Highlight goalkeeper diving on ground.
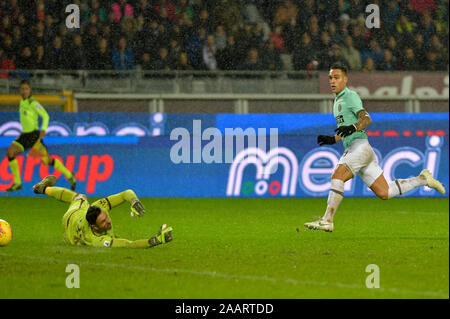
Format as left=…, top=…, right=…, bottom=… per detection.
left=33, top=175, right=173, bottom=248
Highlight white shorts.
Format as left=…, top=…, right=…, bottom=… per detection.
left=338, top=139, right=383, bottom=187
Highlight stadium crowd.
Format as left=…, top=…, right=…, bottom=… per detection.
left=0, top=0, right=448, bottom=77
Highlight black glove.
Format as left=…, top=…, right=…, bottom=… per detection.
left=317, top=135, right=336, bottom=146
left=334, top=124, right=357, bottom=138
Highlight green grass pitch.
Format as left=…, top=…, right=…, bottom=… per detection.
left=0, top=196, right=448, bottom=299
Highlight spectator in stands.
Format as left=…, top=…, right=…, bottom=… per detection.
left=215, top=24, right=227, bottom=51
left=84, top=0, right=107, bottom=24
left=68, top=34, right=87, bottom=70
left=269, top=25, right=286, bottom=53
left=340, top=35, right=361, bottom=71
left=385, top=35, right=401, bottom=64
left=418, top=11, right=437, bottom=44
left=34, top=45, right=47, bottom=70
left=15, top=46, right=34, bottom=71
left=141, top=53, right=153, bottom=72
left=151, top=47, right=174, bottom=70
left=262, top=39, right=282, bottom=71
left=12, top=25, right=26, bottom=53
left=293, top=32, right=316, bottom=70
left=377, top=49, right=397, bottom=71
left=121, top=16, right=138, bottom=40
left=168, top=38, right=182, bottom=67
left=176, top=0, right=194, bottom=21
left=112, top=36, right=135, bottom=71
left=329, top=44, right=348, bottom=68
left=187, top=26, right=207, bottom=69
left=383, top=0, right=401, bottom=33
left=44, top=14, right=57, bottom=44
left=362, top=56, right=376, bottom=72
left=399, top=47, right=420, bottom=70
left=217, top=34, right=241, bottom=70
left=154, top=0, right=179, bottom=24
left=308, top=16, right=321, bottom=51
left=317, top=31, right=332, bottom=70
left=299, top=0, right=316, bottom=30
left=361, top=39, right=383, bottom=68
left=350, top=23, right=366, bottom=51
left=195, top=8, right=213, bottom=32
left=176, top=52, right=194, bottom=70
left=36, top=0, right=45, bottom=22
left=178, top=11, right=194, bottom=47
left=284, top=16, right=302, bottom=53
left=89, top=37, right=112, bottom=70
left=0, top=48, right=15, bottom=79
left=396, top=14, right=415, bottom=47
left=203, top=34, right=218, bottom=71
left=337, top=0, right=350, bottom=17
left=45, top=0, right=63, bottom=24
left=241, top=47, right=265, bottom=71
left=214, top=0, right=243, bottom=32
left=317, top=0, right=338, bottom=28
left=135, top=0, right=154, bottom=21
left=425, top=49, right=446, bottom=71
left=429, top=33, right=449, bottom=66
left=413, top=32, right=428, bottom=69
left=46, top=36, right=67, bottom=69
left=110, top=0, right=134, bottom=24
left=327, top=22, right=342, bottom=45
left=0, top=16, right=12, bottom=39
left=347, top=0, right=364, bottom=20
left=8, top=0, right=20, bottom=25
left=274, top=0, right=298, bottom=27
left=337, top=14, right=351, bottom=39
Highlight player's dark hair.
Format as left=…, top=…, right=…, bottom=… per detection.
left=330, top=63, right=348, bottom=75
left=86, top=206, right=101, bottom=226
left=20, top=79, right=30, bottom=86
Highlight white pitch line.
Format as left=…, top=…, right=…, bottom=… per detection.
left=0, top=253, right=447, bottom=298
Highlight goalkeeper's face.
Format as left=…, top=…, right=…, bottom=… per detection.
left=328, top=69, right=347, bottom=94
left=94, top=210, right=112, bottom=232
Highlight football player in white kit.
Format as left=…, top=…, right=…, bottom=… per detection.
left=304, top=63, right=446, bottom=232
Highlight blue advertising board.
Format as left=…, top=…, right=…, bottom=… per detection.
left=0, top=112, right=448, bottom=197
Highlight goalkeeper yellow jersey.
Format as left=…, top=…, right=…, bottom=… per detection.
left=19, top=96, right=50, bottom=133
left=62, top=196, right=116, bottom=248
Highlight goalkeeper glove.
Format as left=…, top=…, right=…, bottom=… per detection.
left=334, top=124, right=357, bottom=138
left=317, top=135, right=336, bottom=146
left=130, top=198, right=145, bottom=217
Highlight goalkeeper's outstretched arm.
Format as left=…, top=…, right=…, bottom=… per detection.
left=93, top=189, right=146, bottom=217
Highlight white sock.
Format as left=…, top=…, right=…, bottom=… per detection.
left=388, top=175, right=427, bottom=199
left=323, top=179, right=344, bottom=223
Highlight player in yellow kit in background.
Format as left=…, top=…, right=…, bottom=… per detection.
left=5, top=80, right=76, bottom=192
left=33, top=175, right=174, bottom=248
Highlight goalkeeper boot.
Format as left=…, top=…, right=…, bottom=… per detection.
left=420, top=169, right=445, bottom=194
left=5, top=183, right=22, bottom=192
left=304, top=219, right=334, bottom=232
left=33, top=175, right=57, bottom=194
left=68, top=175, right=77, bottom=191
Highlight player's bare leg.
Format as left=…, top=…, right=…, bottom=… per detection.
left=370, top=170, right=445, bottom=199
left=304, top=164, right=353, bottom=232
left=5, top=143, right=24, bottom=192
